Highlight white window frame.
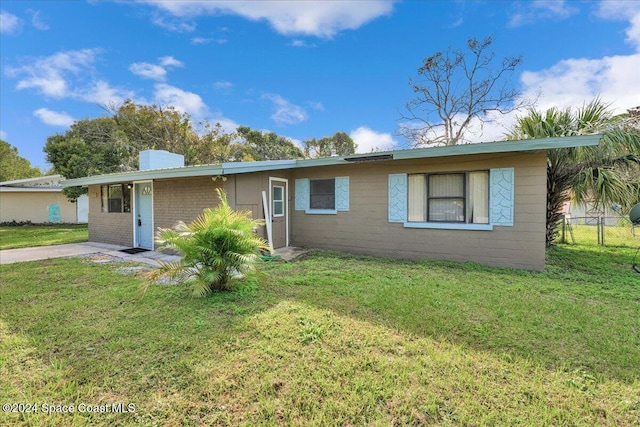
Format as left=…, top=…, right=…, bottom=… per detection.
left=272, top=185, right=285, bottom=218
left=404, top=170, right=492, bottom=231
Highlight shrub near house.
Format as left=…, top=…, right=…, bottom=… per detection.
left=143, top=189, right=269, bottom=297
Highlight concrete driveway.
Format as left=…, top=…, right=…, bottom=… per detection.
left=0, top=242, right=179, bottom=266
left=0, top=242, right=308, bottom=266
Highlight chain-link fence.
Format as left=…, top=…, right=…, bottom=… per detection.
left=561, top=216, right=638, bottom=247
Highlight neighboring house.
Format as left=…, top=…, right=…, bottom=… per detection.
left=0, top=175, right=88, bottom=224
left=63, top=135, right=600, bottom=270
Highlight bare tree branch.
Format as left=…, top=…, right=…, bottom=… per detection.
left=399, top=36, right=532, bottom=146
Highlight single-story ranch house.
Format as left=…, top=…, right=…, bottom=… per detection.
left=63, top=135, right=601, bottom=270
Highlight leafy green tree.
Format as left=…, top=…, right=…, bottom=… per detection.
left=111, top=100, right=199, bottom=163
left=236, top=126, right=304, bottom=161
left=45, top=102, right=309, bottom=199
left=506, top=100, right=640, bottom=245
left=0, top=140, right=42, bottom=181
left=304, top=131, right=356, bottom=158
left=191, top=122, right=244, bottom=164
left=44, top=117, right=129, bottom=199
left=143, top=189, right=270, bottom=297
left=401, top=36, right=527, bottom=146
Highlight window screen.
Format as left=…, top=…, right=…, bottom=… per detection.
left=310, top=179, right=335, bottom=209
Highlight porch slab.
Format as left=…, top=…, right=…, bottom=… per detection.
left=274, top=246, right=309, bottom=262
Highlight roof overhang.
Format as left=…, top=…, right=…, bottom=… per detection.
left=0, top=174, right=63, bottom=187
left=0, top=187, right=62, bottom=193
left=62, top=134, right=602, bottom=188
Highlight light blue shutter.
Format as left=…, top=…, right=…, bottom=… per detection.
left=490, top=168, right=515, bottom=226
left=295, top=178, right=310, bottom=211
left=388, top=173, right=407, bottom=223
left=335, top=176, right=349, bottom=211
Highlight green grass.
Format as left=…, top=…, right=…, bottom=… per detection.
left=562, top=223, right=638, bottom=248
left=1, top=245, right=639, bottom=425
left=0, top=224, right=88, bottom=250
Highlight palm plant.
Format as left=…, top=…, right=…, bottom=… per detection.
left=506, top=99, right=640, bottom=245
left=143, top=189, right=270, bottom=297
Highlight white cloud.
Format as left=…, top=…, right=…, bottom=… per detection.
left=285, top=135, right=304, bottom=150
left=138, top=0, right=396, bottom=38
left=628, top=13, right=640, bottom=49
left=261, top=93, right=308, bottom=125
left=520, top=53, right=640, bottom=114
left=0, top=10, right=22, bottom=34
left=450, top=17, right=464, bottom=28
left=0, top=130, right=7, bottom=140
left=508, top=0, right=578, bottom=27
left=307, top=101, right=324, bottom=112
left=464, top=111, right=517, bottom=143
left=468, top=51, right=640, bottom=143
left=159, top=56, right=183, bottom=67
left=6, top=49, right=100, bottom=98
left=191, top=36, right=212, bottom=45
left=33, top=108, right=75, bottom=127
left=207, top=115, right=239, bottom=134
left=596, top=1, right=640, bottom=50
left=129, top=56, right=183, bottom=81
left=596, top=0, right=640, bottom=19
left=471, top=5, right=640, bottom=142
left=28, top=9, right=49, bottom=31
left=151, top=14, right=196, bottom=32
left=350, top=126, right=398, bottom=153
left=5, top=49, right=135, bottom=108
left=154, top=83, right=207, bottom=117
left=290, top=40, right=316, bottom=48
left=79, top=80, right=135, bottom=106
left=129, top=62, right=167, bottom=81
left=213, top=81, right=232, bottom=90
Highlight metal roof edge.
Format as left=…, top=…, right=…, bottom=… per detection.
left=221, top=159, right=297, bottom=174
left=0, top=174, right=63, bottom=186
left=62, top=164, right=224, bottom=187
left=61, top=135, right=602, bottom=187
left=392, top=134, right=602, bottom=160
left=291, top=134, right=603, bottom=168
left=0, top=187, right=62, bottom=193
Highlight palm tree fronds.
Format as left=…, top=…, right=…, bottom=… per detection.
left=141, top=188, right=270, bottom=297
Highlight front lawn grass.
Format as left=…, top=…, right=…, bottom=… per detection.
left=1, top=245, right=639, bottom=425
left=0, top=224, right=88, bottom=250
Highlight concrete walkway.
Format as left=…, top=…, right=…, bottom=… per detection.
left=0, top=242, right=180, bottom=266
left=0, top=242, right=309, bottom=266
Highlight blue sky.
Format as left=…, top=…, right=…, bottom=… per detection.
left=1, top=0, right=639, bottom=170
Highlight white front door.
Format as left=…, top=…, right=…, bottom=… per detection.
left=135, top=182, right=154, bottom=249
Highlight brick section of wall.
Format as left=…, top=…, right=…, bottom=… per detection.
left=153, top=177, right=221, bottom=230
left=87, top=185, right=133, bottom=246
